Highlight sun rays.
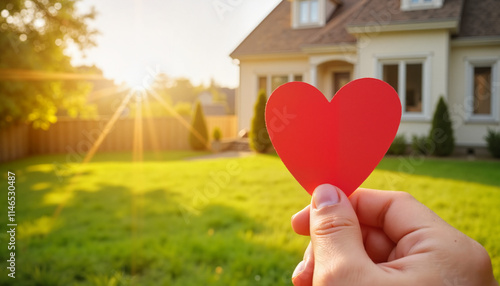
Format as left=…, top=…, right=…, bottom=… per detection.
left=31, top=67, right=211, bottom=222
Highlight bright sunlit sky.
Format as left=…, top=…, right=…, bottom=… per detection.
left=71, top=0, right=281, bottom=89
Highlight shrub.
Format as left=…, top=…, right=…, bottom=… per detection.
left=411, top=135, right=431, bottom=155
left=485, top=129, right=500, bottom=158
left=249, top=89, right=271, bottom=153
left=189, top=101, right=209, bottom=150
left=212, top=127, right=222, bottom=142
left=174, top=102, right=192, bottom=116
left=387, top=134, right=406, bottom=155
left=429, top=97, right=455, bottom=156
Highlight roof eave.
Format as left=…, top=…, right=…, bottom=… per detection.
left=451, top=36, right=500, bottom=47
left=231, top=51, right=308, bottom=61
left=301, top=42, right=357, bottom=54
left=346, top=19, right=460, bottom=35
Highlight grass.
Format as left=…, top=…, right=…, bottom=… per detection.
left=0, top=152, right=499, bottom=285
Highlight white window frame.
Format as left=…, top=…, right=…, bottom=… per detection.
left=464, top=58, right=499, bottom=123
left=376, top=54, right=431, bottom=121
left=256, top=73, right=305, bottom=97
left=292, top=0, right=325, bottom=28
left=401, top=0, right=443, bottom=11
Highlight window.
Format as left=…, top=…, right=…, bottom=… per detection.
left=380, top=58, right=428, bottom=118
left=473, top=67, right=492, bottom=115
left=299, top=0, right=319, bottom=25
left=257, top=74, right=303, bottom=96
left=258, top=76, right=267, bottom=93
left=401, top=0, right=443, bottom=11
left=271, top=75, right=288, bottom=92
left=465, top=59, right=498, bottom=121
left=293, top=0, right=324, bottom=28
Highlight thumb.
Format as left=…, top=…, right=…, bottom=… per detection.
left=310, top=184, right=370, bottom=282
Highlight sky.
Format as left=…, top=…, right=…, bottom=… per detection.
left=71, top=0, right=282, bottom=89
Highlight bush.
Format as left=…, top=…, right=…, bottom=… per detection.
left=174, top=102, right=192, bottom=116
left=189, top=101, right=209, bottom=150
left=387, top=134, right=406, bottom=155
left=485, top=129, right=500, bottom=158
left=411, top=135, right=431, bottom=155
left=429, top=96, right=455, bottom=156
left=249, top=89, right=271, bottom=153
left=212, top=127, right=222, bottom=141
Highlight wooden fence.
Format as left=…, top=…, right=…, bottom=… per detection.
left=0, top=116, right=237, bottom=163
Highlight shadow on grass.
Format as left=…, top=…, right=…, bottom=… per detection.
left=0, top=182, right=299, bottom=286
left=376, top=157, right=500, bottom=187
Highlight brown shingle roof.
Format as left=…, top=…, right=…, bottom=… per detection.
left=230, top=0, right=361, bottom=58
left=457, top=0, right=500, bottom=37
left=231, top=0, right=500, bottom=58
left=348, top=0, right=464, bottom=27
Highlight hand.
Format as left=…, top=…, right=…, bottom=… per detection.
left=291, top=184, right=498, bottom=286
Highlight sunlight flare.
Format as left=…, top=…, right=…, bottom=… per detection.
left=0, top=69, right=106, bottom=81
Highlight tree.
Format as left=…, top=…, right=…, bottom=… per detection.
left=168, top=78, right=200, bottom=104
left=429, top=97, right=455, bottom=156
left=189, top=101, right=208, bottom=150
left=250, top=89, right=271, bottom=153
left=0, top=0, right=98, bottom=129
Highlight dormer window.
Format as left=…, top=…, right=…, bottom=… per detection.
left=292, top=0, right=337, bottom=29
left=401, top=0, right=444, bottom=11
left=299, top=0, right=319, bottom=25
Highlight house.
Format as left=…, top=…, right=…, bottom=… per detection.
left=230, top=0, right=500, bottom=150
left=197, top=88, right=236, bottom=116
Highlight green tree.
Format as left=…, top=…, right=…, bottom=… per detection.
left=169, top=78, right=200, bottom=104
left=189, top=101, right=208, bottom=150
left=0, top=0, right=98, bottom=129
left=250, top=89, right=271, bottom=153
left=429, top=97, right=455, bottom=156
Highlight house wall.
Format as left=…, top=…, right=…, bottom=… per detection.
left=356, top=30, right=450, bottom=141
left=449, top=45, right=500, bottom=146
left=317, top=61, right=354, bottom=100
left=238, top=57, right=309, bottom=130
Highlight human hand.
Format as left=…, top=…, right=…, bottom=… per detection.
left=290, top=184, right=498, bottom=286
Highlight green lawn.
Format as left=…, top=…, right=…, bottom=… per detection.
left=0, top=152, right=499, bottom=285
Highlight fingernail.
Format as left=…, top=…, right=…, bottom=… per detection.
left=292, top=260, right=305, bottom=278
left=313, top=184, right=340, bottom=209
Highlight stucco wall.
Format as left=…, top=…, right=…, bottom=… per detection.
left=449, top=45, right=500, bottom=146
left=236, top=31, right=499, bottom=147
left=356, top=30, right=450, bottom=141
left=237, top=57, right=309, bottom=130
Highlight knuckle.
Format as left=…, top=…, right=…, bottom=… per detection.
left=311, top=214, right=358, bottom=237
left=394, top=191, right=415, bottom=201
left=471, top=241, right=493, bottom=271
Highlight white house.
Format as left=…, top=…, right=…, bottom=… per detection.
left=230, top=0, right=500, bottom=151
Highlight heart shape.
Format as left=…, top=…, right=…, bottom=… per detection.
left=265, top=78, right=401, bottom=197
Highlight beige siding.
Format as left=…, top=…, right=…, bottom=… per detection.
left=449, top=45, right=500, bottom=146
left=238, top=57, right=309, bottom=130
left=236, top=30, right=500, bottom=147
left=357, top=30, right=450, bottom=141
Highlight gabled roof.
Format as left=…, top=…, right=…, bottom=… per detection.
left=457, top=0, right=500, bottom=37
left=230, top=0, right=361, bottom=58
left=230, top=0, right=500, bottom=59
left=348, top=0, right=464, bottom=28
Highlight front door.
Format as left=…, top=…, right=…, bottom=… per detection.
left=333, top=72, right=351, bottom=96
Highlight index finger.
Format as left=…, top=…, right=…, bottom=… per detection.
left=350, top=188, right=447, bottom=243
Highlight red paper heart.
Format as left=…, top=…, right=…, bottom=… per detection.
left=265, top=78, right=401, bottom=197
